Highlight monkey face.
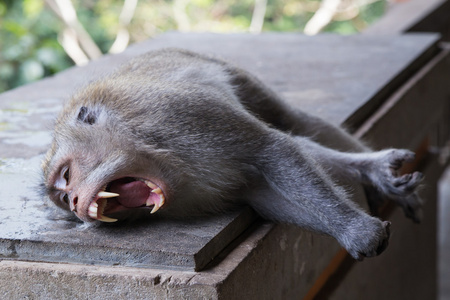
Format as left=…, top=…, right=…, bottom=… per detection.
left=42, top=105, right=168, bottom=223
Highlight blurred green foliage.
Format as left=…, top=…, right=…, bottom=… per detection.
left=0, top=0, right=386, bottom=93
left=0, top=0, right=71, bottom=92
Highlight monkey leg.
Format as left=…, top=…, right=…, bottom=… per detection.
left=248, top=134, right=391, bottom=260
left=295, top=137, right=424, bottom=223
left=227, top=66, right=423, bottom=221
left=227, top=67, right=366, bottom=152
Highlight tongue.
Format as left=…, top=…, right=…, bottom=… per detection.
left=108, top=180, right=150, bottom=208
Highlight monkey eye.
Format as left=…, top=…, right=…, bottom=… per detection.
left=54, top=165, right=71, bottom=191
left=61, top=166, right=70, bottom=184
left=61, top=193, right=69, bottom=205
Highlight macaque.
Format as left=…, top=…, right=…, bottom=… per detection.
left=42, top=48, right=423, bottom=260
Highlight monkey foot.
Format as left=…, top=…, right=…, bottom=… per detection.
left=364, top=149, right=424, bottom=222
left=343, top=219, right=391, bottom=261
left=87, top=177, right=166, bottom=222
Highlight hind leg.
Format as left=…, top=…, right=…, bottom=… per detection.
left=227, top=66, right=423, bottom=220
left=227, top=64, right=368, bottom=152
left=248, top=133, right=391, bottom=260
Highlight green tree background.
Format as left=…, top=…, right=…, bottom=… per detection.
left=0, top=0, right=386, bottom=93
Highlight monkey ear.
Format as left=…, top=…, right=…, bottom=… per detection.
left=77, top=106, right=97, bottom=125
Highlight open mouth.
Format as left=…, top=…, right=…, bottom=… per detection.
left=87, top=177, right=165, bottom=222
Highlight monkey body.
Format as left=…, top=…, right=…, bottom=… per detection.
left=43, top=49, right=423, bottom=260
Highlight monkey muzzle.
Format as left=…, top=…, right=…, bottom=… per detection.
left=87, top=177, right=165, bottom=222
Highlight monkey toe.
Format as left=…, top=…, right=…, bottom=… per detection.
left=382, top=174, right=424, bottom=223
left=367, top=149, right=422, bottom=198
left=393, top=173, right=413, bottom=187
left=391, top=171, right=424, bottom=194
left=388, top=149, right=415, bottom=171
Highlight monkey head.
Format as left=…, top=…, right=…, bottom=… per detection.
left=42, top=86, right=170, bottom=223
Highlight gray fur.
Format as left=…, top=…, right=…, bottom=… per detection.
left=42, top=48, right=423, bottom=260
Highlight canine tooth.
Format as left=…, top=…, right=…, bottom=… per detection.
left=150, top=204, right=160, bottom=214
left=150, top=194, right=165, bottom=214
left=98, top=191, right=119, bottom=198
left=159, top=194, right=165, bottom=206
left=97, top=215, right=118, bottom=222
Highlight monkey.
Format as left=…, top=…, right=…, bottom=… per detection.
left=42, top=48, right=423, bottom=260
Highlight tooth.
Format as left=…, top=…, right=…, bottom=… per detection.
left=97, top=215, right=118, bottom=222
left=98, top=191, right=119, bottom=198
left=151, top=187, right=162, bottom=194
left=88, top=199, right=118, bottom=222
left=150, top=204, right=160, bottom=214
left=150, top=192, right=165, bottom=214
left=88, top=203, right=98, bottom=219
left=145, top=180, right=158, bottom=189
left=159, top=194, right=165, bottom=206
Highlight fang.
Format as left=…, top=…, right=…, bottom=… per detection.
left=98, top=191, right=119, bottom=198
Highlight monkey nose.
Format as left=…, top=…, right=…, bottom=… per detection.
left=69, top=194, right=78, bottom=212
